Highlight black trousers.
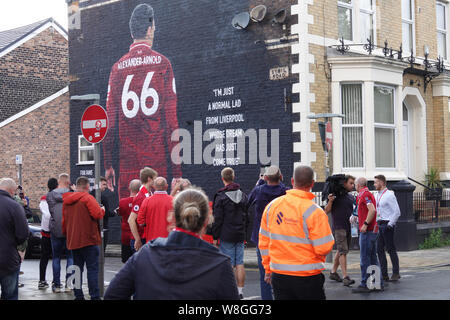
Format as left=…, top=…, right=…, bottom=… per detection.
left=376, top=222, right=400, bottom=276
left=272, top=272, right=326, bottom=300
left=121, top=244, right=133, bottom=263
left=39, top=236, right=52, bottom=281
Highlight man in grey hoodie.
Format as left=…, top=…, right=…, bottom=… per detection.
left=46, top=173, right=73, bottom=293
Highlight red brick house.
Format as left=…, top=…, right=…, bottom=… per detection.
left=0, top=18, right=69, bottom=209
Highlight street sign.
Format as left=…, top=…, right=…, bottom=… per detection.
left=16, top=154, right=22, bottom=165
left=325, top=121, right=332, bottom=152
left=81, top=104, right=109, bottom=144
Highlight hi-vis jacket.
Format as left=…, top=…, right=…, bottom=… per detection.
left=259, top=189, right=334, bottom=277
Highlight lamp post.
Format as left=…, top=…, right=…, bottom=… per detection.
left=307, top=113, right=345, bottom=263
left=70, top=94, right=105, bottom=297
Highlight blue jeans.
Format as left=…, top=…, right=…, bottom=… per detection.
left=51, top=236, right=74, bottom=286
left=359, top=231, right=383, bottom=288
left=256, top=248, right=273, bottom=300
left=0, top=269, right=19, bottom=300
left=72, top=245, right=100, bottom=300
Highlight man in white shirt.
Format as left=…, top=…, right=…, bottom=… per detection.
left=374, top=175, right=401, bottom=282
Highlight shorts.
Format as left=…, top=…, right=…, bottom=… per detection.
left=219, top=241, right=244, bottom=266
left=334, top=229, right=351, bottom=255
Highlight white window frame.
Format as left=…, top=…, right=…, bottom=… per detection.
left=340, top=82, right=366, bottom=170
left=337, top=1, right=377, bottom=45
left=374, top=84, right=397, bottom=170
left=338, top=0, right=355, bottom=41
left=437, top=1, right=448, bottom=60
left=402, top=0, right=416, bottom=56
left=358, top=0, right=376, bottom=43
left=78, top=135, right=95, bottom=165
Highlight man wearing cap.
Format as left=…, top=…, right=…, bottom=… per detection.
left=103, top=3, right=181, bottom=201
left=248, top=166, right=288, bottom=300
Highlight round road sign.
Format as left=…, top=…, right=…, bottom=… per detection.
left=81, top=104, right=109, bottom=144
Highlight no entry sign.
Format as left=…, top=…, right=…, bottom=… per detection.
left=81, top=104, right=109, bottom=144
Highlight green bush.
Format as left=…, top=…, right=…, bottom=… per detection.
left=419, top=228, right=450, bottom=249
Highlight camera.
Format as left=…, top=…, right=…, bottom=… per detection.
left=321, top=174, right=347, bottom=202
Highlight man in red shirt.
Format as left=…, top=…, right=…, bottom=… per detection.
left=103, top=3, right=182, bottom=199
left=128, top=167, right=157, bottom=252
left=352, top=177, right=383, bottom=293
left=137, top=177, right=173, bottom=242
left=117, top=179, right=141, bottom=263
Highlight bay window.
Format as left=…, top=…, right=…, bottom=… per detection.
left=341, top=84, right=364, bottom=168
left=374, top=85, right=396, bottom=168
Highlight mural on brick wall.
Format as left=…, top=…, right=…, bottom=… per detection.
left=69, top=0, right=297, bottom=243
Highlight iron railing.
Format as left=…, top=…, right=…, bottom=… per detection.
left=414, top=190, right=450, bottom=223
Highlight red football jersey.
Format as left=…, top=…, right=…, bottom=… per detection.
left=117, top=196, right=134, bottom=245
left=130, top=185, right=152, bottom=240
left=137, top=191, right=173, bottom=241
left=103, top=42, right=182, bottom=198
left=357, top=187, right=378, bottom=232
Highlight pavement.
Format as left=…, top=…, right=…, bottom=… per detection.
left=104, top=244, right=262, bottom=267
left=16, top=245, right=450, bottom=300
left=105, top=244, right=450, bottom=270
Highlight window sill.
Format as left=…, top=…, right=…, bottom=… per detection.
left=76, top=162, right=95, bottom=166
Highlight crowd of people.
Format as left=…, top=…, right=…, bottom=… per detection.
left=0, top=164, right=402, bottom=300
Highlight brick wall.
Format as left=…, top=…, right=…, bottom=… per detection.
left=0, top=25, right=69, bottom=208
left=376, top=0, right=402, bottom=49
left=430, top=95, right=450, bottom=174
left=415, top=0, right=438, bottom=58
left=309, top=43, right=330, bottom=182
left=0, top=92, right=70, bottom=209
left=0, top=27, right=68, bottom=122
left=308, top=0, right=338, bottom=39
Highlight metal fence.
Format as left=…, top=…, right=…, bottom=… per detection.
left=314, top=190, right=450, bottom=224
left=414, top=190, right=450, bottom=223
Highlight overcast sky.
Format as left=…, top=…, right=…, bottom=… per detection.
left=0, top=0, right=68, bottom=32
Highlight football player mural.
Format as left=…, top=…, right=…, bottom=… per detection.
left=103, top=3, right=182, bottom=198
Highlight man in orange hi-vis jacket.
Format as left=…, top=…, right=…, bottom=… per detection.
left=259, top=165, right=334, bottom=300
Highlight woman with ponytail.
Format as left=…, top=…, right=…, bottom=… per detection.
left=104, top=188, right=239, bottom=300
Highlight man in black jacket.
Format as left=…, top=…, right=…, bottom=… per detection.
left=212, top=167, right=248, bottom=299
left=0, top=178, right=29, bottom=300
left=93, top=177, right=116, bottom=252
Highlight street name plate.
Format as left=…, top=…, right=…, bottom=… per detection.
left=269, top=66, right=289, bottom=80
